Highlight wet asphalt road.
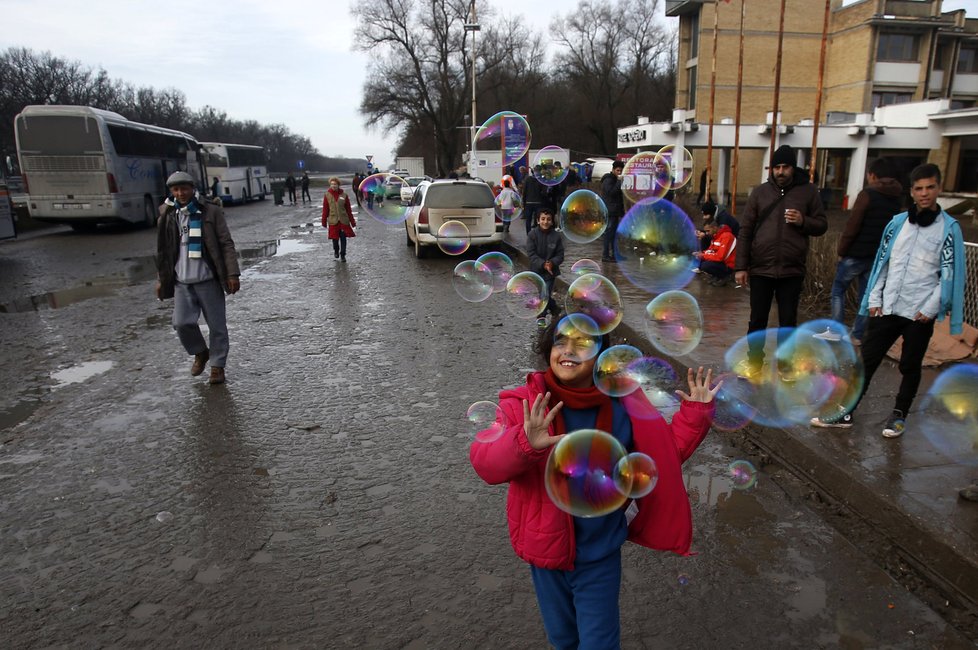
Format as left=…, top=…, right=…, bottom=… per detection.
left=0, top=190, right=973, bottom=648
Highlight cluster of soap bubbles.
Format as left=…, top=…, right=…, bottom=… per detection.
left=544, top=429, right=660, bottom=517
left=452, top=252, right=551, bottom=320
left=919, top=364, right=978, bottom=467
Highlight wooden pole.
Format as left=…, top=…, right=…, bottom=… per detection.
left=730, top=0, right=746, bottom=215
left=768, top=0, right=787, bottom=167
left=706, top=0, right=721, bottom=204
left=810, top=0, right=831, bottom=184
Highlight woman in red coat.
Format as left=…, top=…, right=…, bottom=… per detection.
left=322, top=177, right=356, bottom=261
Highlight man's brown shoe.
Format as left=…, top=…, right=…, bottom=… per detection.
left=209, top=367, right=225, bottom=385
left=191, top=350, right=209, bottom=376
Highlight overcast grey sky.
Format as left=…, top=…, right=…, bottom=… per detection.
left=0, top=0, right=971, bottom=168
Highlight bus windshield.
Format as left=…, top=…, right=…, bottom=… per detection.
left=16, top=115, right=103, bottom=155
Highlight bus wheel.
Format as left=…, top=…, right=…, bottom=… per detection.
left=70, top=222, right=97, bottom=232
left=242, top=190, right=248, bottom=204
left=143, top=198, right=156, bottom=228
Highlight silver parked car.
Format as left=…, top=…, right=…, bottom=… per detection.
left=404, top=179, right=503, bottom=258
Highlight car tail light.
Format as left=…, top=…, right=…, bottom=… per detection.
left=21, top=174, right=29, bottom=194
left=418, top=206, right=429, bottom=224
left=107, top=173, right=119, bottom=193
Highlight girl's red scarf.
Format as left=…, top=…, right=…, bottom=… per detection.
left=543, top=369, right=614, bottom=436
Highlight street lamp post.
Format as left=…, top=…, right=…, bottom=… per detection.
left=464, top=1, right=480, bottom=174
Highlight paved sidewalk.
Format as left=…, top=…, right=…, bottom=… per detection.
left=501, top=217, right=978, bottom=612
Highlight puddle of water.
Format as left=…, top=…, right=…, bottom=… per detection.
left=0, top=399, right=43, bottom=432
left=1, top=255, right=158, bottom=313
left=51, top=361, right=114, bottom=388
left=274, top=239, right=314, bottom=256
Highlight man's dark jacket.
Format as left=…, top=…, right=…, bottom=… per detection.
left=735, top=168, right=827, bottom=277
left=837, top=177, right=903, bottom=259
left=156, top=199, right=240, bottom=300
left=600, top=172, right=624, bottom=218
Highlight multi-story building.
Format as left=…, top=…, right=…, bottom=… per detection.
left=621, top=0, right=977, bottom=205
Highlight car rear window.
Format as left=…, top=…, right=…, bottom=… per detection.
left=424, top=184, right=494, bottom=209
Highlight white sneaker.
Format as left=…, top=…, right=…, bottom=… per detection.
left=692, top=268, right=702, bottom=274
left=812, top=327, right=842, bottom=342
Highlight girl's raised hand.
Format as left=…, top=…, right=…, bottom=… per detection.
left=523, top=392, right=564, bottom=450
left=675, top=367, right=722, bottom=403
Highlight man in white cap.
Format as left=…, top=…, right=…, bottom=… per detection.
left=155, top=171, right=240, bottom=384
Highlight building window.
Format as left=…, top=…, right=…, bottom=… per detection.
left=689, top=10, right=700, bottom=59
left=877, top=32, right=919, bottom=62
left=934, top=43, right=945, bottom=70
left=872, top=92, right=914, bottom=108
left=688, top=65, right=697, bottom=110
left=950, top=100, right=975, bottom=110
left=958, top=47, right=978, bottom=74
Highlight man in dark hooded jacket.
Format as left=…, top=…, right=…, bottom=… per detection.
left=734, top=144, right=827, bottom=373
left=812, top=157, right=903, bottom=344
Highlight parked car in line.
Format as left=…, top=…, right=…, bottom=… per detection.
left=384, top=178, right=403, bottom=200
left=399, top=176, right=430, bottom=205
left=404, top=179, right=503, bottom=258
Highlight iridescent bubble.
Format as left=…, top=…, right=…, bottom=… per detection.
left=505, top=271, right=548, bottom=319
left=570, top=259, right=602, bottom=277
left=619, top=357, right=679, bottom=420
left=437, top=220, right=470, bottom=255
left=358, top=173, right=409, bottom=225
left=559, top=190, right=608, bottom=244
left=532, top=146, right=569, bottom=187
left=723, top=327, right=799, bottom=428
left=727, top=459, right=758, bottom=490
left=622, top=151, right=671, bottom=204
left=677, top=574, right=690, bottom=587
left=920, top=364, right=978, bottom=467
left=780, top=320, right=864, bottom=424
left=564, top=273, right=623, bottom=336
left=544, top=429, right=629, bottom=517
left=452, top=260, right=493, bottom=303
left=614, top=452, right=659, bottom=498
left=476, top=251, right=515, bottom=294
left=155, top=511, right=174, bottom=523
left=593, top=345, right=643, bottom=397
left=554, top=315, right=602, bottom=362
left=614, top=199, right=698, bottom=293
left=656, top=145, right=695, bottom=190
left=712, top=373, right=755, bottom=432
left=468, top=401, right=509, bottom=443
left=494, top=188, right=523, bottom=223
left=475, top=111, right=532, bottom=168
left=644, top=291, right=703, bottom=357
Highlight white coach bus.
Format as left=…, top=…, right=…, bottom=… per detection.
left=200, top=142, right=268, bottom=204
left=14, top=105, right=206, bottom=230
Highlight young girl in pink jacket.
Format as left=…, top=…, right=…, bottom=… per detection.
left=470, top=317, right=718, bottom=648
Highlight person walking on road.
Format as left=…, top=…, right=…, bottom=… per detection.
left=470, top=317, right=718, bottom=650
left=285, top=172, right=297, bottom=205
left=322, top=177, right=356, bottom=262
left=734, top=144, right=827, bottom=374
left=526, top=209, right=564, bottom=328
left=301, top=171, right=312, bottom=204
left=812, top=157, right=903, bottom=345
left=811, top=163, right=965, bottom=438
left=600, top=160, right=625, bottom=262
left=155, top=171, right=240, bottom=385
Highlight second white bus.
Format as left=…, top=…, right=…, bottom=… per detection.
left=201, top=142, right=268, bottom=205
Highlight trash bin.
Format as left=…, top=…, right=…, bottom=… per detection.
left=271, top=181, right=285, bottom=205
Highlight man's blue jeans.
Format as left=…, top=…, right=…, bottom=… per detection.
left=830, top=257, right=873, bottom=341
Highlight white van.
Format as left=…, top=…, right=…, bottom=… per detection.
left=588, top=158, right=616, bottom=181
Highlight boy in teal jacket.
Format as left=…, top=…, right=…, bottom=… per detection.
left=811, top=163, right=965, bottom=438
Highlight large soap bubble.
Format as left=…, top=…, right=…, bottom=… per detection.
left=656, top=145, right=695, bottom=190
left=545, top=429, right=629, bottom=517
left=559, top=190, right=608, bottom=244
left=505, top=271, right=548, bottom=319
left=359, top=173, right=409, bottom=225
left=437, top=220, right=470, bottom=255
left=614, top=199, right=698, bottom=293
left=564, top=273, right=623, bottom=336
left=476, top=251, right=515, bottom=294
left=452, top=260, right=493, bottom=303
left=475, top=111, right=532, bottom=168
left=593, top=345, right=644, bottom=397
left=622, top=151, right=671, bottom=204
left=532, top=146, right=569, bottom=187
left=467, top=401, right=509, bottom=443
left=920, top=364, right=978, bottom=466
left=644, top=290, right=703, bottom=357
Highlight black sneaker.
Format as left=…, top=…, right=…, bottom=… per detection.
left=810, top=410, right=854, bottom=429
left=882, top=409, right=906, bottom=438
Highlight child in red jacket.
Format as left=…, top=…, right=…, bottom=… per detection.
left=694, top=219, right=737, bottom=286
left=470, top=317, right=718, bottom=648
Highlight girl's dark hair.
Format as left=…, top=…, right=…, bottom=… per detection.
left=533, top=311, right=612, bottom=367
